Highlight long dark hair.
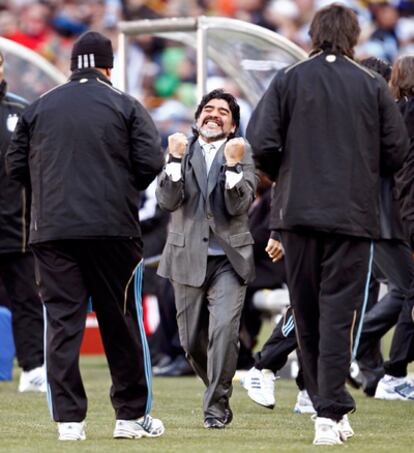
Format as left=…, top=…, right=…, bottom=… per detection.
left=389, top=56, right=414, bottom=100
left=309, top=3, right=360, bottom=58
left=192, top=89, right=240, bottom=140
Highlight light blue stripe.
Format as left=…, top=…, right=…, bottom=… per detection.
left=42, top=304, right=54, bottom=419
left=352, top=241, right=374, bottom=361
left=282, top=316, right=295, bottom=337
left=133, top=260, right=153, bottom=415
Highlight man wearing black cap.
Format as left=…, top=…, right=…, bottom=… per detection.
left=6, top=31, right=165, bottom=441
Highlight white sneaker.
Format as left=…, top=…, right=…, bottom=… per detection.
left=240, top=367, right=275, bottom=409
left=113, top=415, right=165, bottom=439
left=18, top=365, right=47, bottom=393
left=375, top=375, right=414, bottom=401
left=312, top=416, right=343, bottom=446
left=338, top=414, right=354, bottom=441
left=58, top=421, right=86, bottom=441
left=293, top=390, right=316, bottom=414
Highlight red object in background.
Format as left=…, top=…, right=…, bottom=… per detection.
left=80, top=295, right=160, bottom=355
left=80, top=312, right=104, bottom=355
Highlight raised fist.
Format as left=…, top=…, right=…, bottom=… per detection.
left=168, top=133, right=188, bottom=158
left=224, top=137, right=245, bottom=165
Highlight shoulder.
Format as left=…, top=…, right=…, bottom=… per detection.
left=343, top=56, right=377, bottom=80
left=3, top=92, right=28, bottom=109
left=283, top=51, right=323, bottom=75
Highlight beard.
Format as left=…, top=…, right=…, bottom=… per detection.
left=197, top=124, right=226, bottom=141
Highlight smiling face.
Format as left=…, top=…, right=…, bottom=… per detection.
left=196, top=98, right=236, bottom=142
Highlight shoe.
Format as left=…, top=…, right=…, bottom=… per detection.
left=312, top=416, right=343, bottom=446
left=374, top=375, right=414, bottom=401
left=293, top=390, right=316, bottom=414
left=153, top=355, right=194, bottom=377
left=338, top=414, right=354, bottom=441
left=204, top=417, right=225, bottom=429
left=57, top=421, right=86, bottom=441
left=113, top=415, right=164, bottom=438
left=240, top=367, right=275, bottom=409
left=18, top=365, right=47, bottom=393
left=223, top=404, right=233, bottom=425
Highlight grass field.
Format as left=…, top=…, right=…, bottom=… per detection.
left=0, top=354, right=413, bottom=453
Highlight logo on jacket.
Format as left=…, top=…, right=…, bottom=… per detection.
left=7, top=114, right=19, bottom=132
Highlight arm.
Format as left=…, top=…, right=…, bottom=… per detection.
left=223, top=140, right=257, bottom=216
left=246, top=73, right=284, bottom=181
left=130, top=101, right=165, bottom=191
left=155, top=133, right=188, bottom=212
left=5, top=114, right=30, bottom=184
left=378, top=78, right=410, bottom=176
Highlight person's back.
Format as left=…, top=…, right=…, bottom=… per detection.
left=257, top=52, right=405, bottom=238
left=14, top=68, right=161, bottom=243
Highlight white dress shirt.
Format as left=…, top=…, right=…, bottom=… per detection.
left=165, top=137, right=243, bottom=188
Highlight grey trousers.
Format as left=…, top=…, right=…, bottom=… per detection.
left=172, top=256, right=246, bottom=420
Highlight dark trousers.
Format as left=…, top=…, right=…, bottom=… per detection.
left=281, top=231, right=372, bottom=421
left=172, top=256, right=246, bottom=421
left=0, top=252, right=44, bottom=371
left=254, top=306, right=305, bottom=389
left=32, top=239, right=151, bottom=423
left=357, top=239, right=414, bottom=378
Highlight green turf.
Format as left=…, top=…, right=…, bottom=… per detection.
left=0, top=355, right=413, bottom=452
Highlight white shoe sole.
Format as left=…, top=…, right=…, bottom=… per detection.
left=113, top=426, right=164, bottom=439
left=247, top=390, right=275, bottom=409
left=313, top=438, right=343, bottom=446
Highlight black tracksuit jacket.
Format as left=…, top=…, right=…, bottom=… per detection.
left=6, top=69, right=164, bottom=243
left=396, top=95, right=414, bottom=248
left=0, top=82, right=29, bottom=253
left=247, top=50, right=409, bottom=239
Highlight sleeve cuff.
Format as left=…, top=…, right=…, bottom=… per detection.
left=225, top=171, right=243, bottom=189
left=165, top=162, right=182, bottom=182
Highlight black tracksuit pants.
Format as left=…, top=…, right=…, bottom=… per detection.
left=364, top=239, right=414, bottom=378
left=32, top=239, right=151, bottom=423
left=281, top=231, right=372, bottom=421
left=0, top=253, right=44, bottom=371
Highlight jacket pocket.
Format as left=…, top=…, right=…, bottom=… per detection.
left=167, top=232, right=185, bottom=247
left=229, top=232, right=254, bottom=247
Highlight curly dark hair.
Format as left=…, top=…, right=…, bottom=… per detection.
left=309, top=3, right=360, bottom=58
left=193, top=89, right=240, bottom=139
left=360, top=57, right=392, bottom=82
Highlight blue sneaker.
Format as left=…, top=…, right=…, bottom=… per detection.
left=375, top=375, right=414, bottom=401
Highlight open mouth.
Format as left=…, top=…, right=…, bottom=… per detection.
left=203, top=117, right=223, bottom=127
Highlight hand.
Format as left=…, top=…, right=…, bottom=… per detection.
left=265, top=238, right=284, bottom=262
left=168, top=133, right=188, bottom=159
left=224, top=137, right=245, bottom=166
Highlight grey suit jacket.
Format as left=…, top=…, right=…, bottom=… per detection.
left=156, top=139, right=256, bottom=287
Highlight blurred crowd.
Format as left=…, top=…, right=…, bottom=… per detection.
left=1, top=0, right=414, bottom=130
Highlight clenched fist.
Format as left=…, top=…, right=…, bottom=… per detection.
left=224, top=137, right=245, bottom=166
left=265, top=238, right=284, bottom=263
left=168, top=133, right=188, bottom=159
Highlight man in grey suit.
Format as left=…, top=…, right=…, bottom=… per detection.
left=156, top=89, right=256, bottom=429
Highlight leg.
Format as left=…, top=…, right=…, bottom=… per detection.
left=78, top=239, right=151, bottom=420
left=281, top=231, right=321, bottom=404
left=32, top=243, right=88, bottom=422
left=204, top=259, right=245, bottom=420
left=317, top=236, right=371, bottom=419
left=255, top=306, right=298, bottom=373
left=172, top=281, right=209, bottom=386
left=1, top=253, right=44, bottom=372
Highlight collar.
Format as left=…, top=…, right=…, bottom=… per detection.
left=69, top=68, right=112, bottom=85
left=198, top=137, right=227, bottom=150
